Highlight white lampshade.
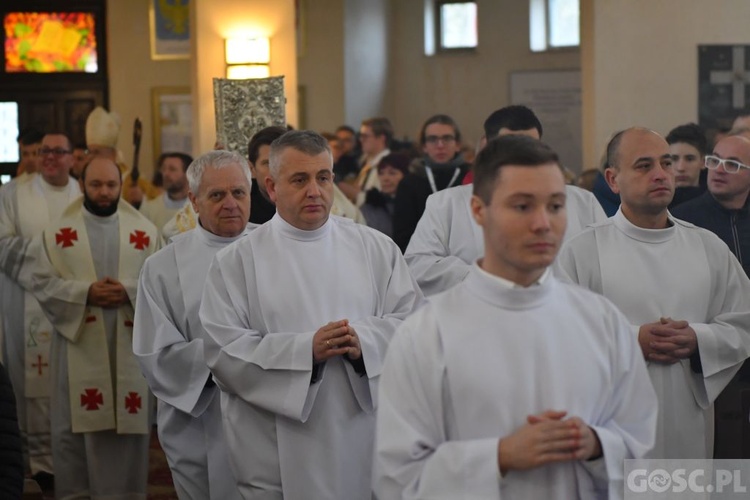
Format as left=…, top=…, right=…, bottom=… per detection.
left=225, top=37, right=270, bottom=65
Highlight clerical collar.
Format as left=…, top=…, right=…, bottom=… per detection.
left=612, top=208, right=675, bottom=244
left=196, top=220, right=254, bottom=247
left=37, top=173, right=72, bottom=192
left=466, top=262, right=553, bottom=310
left=271, top=212, right=332, bottom=241
left=475, top=260, right=549, bottom=289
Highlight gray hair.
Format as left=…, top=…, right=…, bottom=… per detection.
left=186, top=150, right=252, bottom=194
left=268, top=130, right=332, bottom=179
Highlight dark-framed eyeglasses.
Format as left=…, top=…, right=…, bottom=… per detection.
left=39, top=147, right=73, bottom=157
left=424, top=135, right=456, bottom=145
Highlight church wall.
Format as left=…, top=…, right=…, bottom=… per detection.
left=107, top=0, right=190, bottom=178
left=297, top=0, right=347, bottom=131
left=385, top=0, right=579, bottom=148
left=581, top=0, right=750, bottom=169
left=192, top=0, right=298, bottom=155
left=343, top=0, right=390, bottom=128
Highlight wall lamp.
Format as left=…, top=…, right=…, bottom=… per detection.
left=225, top=37, right=270, bottom=79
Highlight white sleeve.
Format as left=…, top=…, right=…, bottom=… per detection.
left=374, top=311, right=502, bottom=500
left=198, top=251, right=322, bottom=422
left=133, top=254, right=214, bottom=417
left=404, top=195, right=471, bottom=297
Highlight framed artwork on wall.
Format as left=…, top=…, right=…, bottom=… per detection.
left=151, top=86, right=192, bottom=163
left=149, top=0, right=190, bottom=60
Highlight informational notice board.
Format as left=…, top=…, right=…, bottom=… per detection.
left=510, top=70, right=582, bottom=172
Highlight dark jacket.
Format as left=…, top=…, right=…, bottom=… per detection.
left=672, top=191, right=750, bottom=277
left=393, top=157, right=471, bottom=252
left=0, top=362, right=23, bottom=499
left=250, top=179, right=277, bottom=224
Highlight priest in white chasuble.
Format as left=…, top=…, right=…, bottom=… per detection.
left=557, top=127, right=750, bottom=459
left=0, top=132, right=80, bottom=479
left=31, top=156, right=161, bottom=499
left=375, top=135, right=657, bottom=500
left=199, top=130, right=423, bottom=500
left=134, top=150, right=254, bottom=500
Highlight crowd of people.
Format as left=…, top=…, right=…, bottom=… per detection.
left=1, top=102, right=750, bottom=499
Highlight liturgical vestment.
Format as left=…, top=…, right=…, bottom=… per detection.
left=199, top=214, right=423, bottom=500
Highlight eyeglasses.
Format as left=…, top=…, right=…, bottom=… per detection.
left=39, top=147, right=73, bottom=157
left=425, top=135, right=456, bottom=145
left=705, top=155, right=750, bottom=174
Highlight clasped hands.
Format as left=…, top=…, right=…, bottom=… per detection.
left=87, top=277, right=129, bottom=309
left=498, top=410, right=602, bottom=475
left=312, top=319, right=361, bottom=363
left=639, top=317, right=698, bottom=364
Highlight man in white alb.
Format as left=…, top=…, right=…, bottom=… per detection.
left=557, top=127, right=750, bottom=458
left=405, top=105, right=606, bottom=296
left=134, top=150, right=253, bottom=499
left=32, top=156, right=160, bottom=498
left=0, top=132, right=80, bottom=482
left=374, top=135, right=656, bottom=500
left=139, top=152, right=192, bottom=233
left=199, top=130, right=423, bottom=499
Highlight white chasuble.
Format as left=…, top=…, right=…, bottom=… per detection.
left=200, top=214, right=423, bottom=500
left=374, top=266, right=657, bottom=500
left=557, top=209, right=750, bottom=458
left=39, top=199, right=160, bottom=434
left=14, top=175, right=80, bottom=399
left=405, top=183, right=606, bottom=296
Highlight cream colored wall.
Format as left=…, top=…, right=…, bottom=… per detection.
left=387, top=0, right=579, bottom=146
left=297, top=0, right=346, bottom=131
left=107, top=0, right=190, bottom=177
left=582, top=0, right=750, bottom=168
left=192, top=0, right=297, bottom=154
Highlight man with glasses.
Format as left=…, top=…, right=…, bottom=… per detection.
left=557, top=127, right=750, bottom=459
left=0, top=132, right=81, bottom=490
left=672, top=133, right=750, bottom=457
left=392, top=114, right=472, bottom=251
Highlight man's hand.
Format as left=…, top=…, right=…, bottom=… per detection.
left=340, top=325, right=362, bottom=360
left=641, top=317, right=697, bottom=364
left=86, top=277, right=129, bottom=309
left=498, top=410, right=579, bottom=475
left=312, top=320, right=355, bottom=363
left=498, top=411, right=603, bottom=475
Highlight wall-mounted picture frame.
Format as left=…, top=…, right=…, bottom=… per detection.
left=149, top=0, right=190, bottom=60
left=151, top=86, right=192, bottom=163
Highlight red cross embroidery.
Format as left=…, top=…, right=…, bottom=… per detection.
left=124, top=320, right=133, bottom=327
left=125, top=392, right=141, bottom=414
left=31, top=355, right=48, bottom=376
left=85, top=315, right=96, bottom=323
left=55, top=228, right=78, bottom=248
left=129, top=230, right=150, bottom=250
left=80, top=388, right=103, bottom=411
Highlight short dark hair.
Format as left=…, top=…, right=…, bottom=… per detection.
left=335, top=125, right=356, bottom=136
left=18, top=128, right=45, bottom=145
left=158, top=152, right=193, bottom=172
left=483, top=105, right=543, bottom=140
left=665, top=123, right=708, bottom=156
left=605, top=129, right=628, bottom=169
left=418, top=114, right=462, bottom=145
left=248, top=126, right=288, bottom=165
left=361, top=117, right=394, bottom=144
left=42, top=132, right=73, bottom=151
left=473, top=135, right=560, bottom=204
left=269, top=130, right=331, bottom=178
